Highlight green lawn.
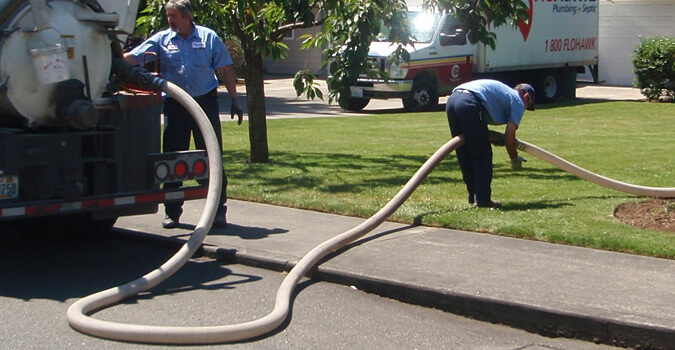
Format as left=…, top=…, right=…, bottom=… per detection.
left=217, top=100, right=675, bottom=259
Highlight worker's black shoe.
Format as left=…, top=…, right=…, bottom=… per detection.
left=468, top=194, right=475, bottom=205
left=212, top=207, right=227, bottom=228
left=162, top=215, right=180, bottom=229
left=475, top=200, right=502, bottom=209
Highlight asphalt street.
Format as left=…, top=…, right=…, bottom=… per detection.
left=0, top=232, right=620, bottom=350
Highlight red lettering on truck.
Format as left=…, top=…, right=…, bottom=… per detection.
left=546, top=37, right=595, bottom=52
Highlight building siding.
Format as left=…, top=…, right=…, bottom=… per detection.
left=263, top=26, right=326, bottom=76
left=597, top=0, right=675, bottom=86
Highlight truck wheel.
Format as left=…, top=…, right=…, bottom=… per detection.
left=1, top=222, right=21, bottom=239
left=403, top=79, right=438, bottom=112
left=58, top=214, right=118, bottom=236
left=535, top=70, right=560, bottom=103
left=341, top=97, right=370, bottom=111
left=66, top=216, right=117, bottom=236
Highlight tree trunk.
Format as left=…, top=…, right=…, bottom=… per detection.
left=242, top=47, right=269, bottom=163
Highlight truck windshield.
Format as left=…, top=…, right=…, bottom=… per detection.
left=375, top=11, right=440, bottom=43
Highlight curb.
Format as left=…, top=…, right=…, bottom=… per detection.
left=201, top=245, right=674, bottom=350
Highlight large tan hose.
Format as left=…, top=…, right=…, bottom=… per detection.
left=67, top=123, right=465, bottom=343
left=517, top=139, right=674, bottom=198
left=67, top=79, right=224, bottom=342
left=68, top=124, right=673, bottom=344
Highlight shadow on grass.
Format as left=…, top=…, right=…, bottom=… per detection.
left=492, top=164, right=580, bottom=182
left=500, top=200, right=574, bottom=211
left=226, top=150, right=466, bottom=194
left=226, top=149, right=589, bottom=196
left=500, top=193, right=631, bottom=211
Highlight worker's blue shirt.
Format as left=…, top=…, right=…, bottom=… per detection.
left=453, top=79, right=525, bottom=126
left=128, top=24, right=232, bottom=97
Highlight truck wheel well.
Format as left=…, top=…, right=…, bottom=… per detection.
left=535, top=69, right=562, bottom=103
left=413, top=71, right=439, bottom=89
left=403, top=75, right=440, bottom=112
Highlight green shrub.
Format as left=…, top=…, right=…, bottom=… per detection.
left=632, top=36, right=675, bottom=101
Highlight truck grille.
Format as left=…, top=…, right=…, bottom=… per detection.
left=359, top=57, right=387, bottom=78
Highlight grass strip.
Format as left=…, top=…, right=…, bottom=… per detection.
left=217, top=100, right=674, bottom=259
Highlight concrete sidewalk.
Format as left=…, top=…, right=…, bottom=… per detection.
left=115, top=199, right=674, bottom=350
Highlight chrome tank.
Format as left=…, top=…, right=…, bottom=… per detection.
left=0, top=0, right=140, bottom=128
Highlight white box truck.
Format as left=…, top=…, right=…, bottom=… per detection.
left=347, top=0, right=599, bottom=111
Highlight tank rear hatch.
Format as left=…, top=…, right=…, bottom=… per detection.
left=0, top=1, right=117, bottom=128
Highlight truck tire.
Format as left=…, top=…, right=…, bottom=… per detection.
left=403, top=79, right=439, bottom=112
left=90, top=217, right=118, bottom=233
left=65, top=215, right=117, bottom=236
left=561, top=67, right=577, bottom=100
left=535, top=70, right=560, bottom=103
left=341, top=97, right=370, bottom=111
left=6, top=214, right=117, bottom=237
left=56, top=214, right=117, bottom=235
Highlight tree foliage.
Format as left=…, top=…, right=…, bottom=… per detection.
left=134, top=0, right=530, bottom=162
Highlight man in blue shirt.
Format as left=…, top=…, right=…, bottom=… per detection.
left=446, top=79, right=535, bottom=208
left=124, top=0, right=242, bottom=228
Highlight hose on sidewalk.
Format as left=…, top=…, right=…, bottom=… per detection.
left=68, top=125, right=673, bottom=344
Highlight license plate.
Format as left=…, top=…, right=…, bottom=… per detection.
left=350, top=86, right=364, bottom=98
left=0, top=175, right=19, bottom=200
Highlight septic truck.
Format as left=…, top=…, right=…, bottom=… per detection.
left=346, top=0, right=599, bottom=111
left=0, top=0, right=208, bottom=232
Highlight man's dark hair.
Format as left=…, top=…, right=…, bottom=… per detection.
left=165, top=0, right=193, bottom=19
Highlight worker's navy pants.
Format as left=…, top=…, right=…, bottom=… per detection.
left=445, top=91, right=493, bottom=203
left=163, top=88, right=228, bottom=219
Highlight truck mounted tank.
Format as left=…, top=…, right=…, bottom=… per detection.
left=0, top=0, right=208, bottom=233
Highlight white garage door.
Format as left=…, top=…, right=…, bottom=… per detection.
left=598, top=0, right=675, bottom=86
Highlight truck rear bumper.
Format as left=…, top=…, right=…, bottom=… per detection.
left=0, top=187, right=207, bottom=221
left=351, top=79, right=413, bottom=99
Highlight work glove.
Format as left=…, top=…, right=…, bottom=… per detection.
left=511, top=156, right=527, bottom=170
left=231, top=101, right=243, bottom=125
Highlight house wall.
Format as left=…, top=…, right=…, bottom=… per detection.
left=595, top=0, right=675, bottom=86
left=263, top=26, right=326, bottom=76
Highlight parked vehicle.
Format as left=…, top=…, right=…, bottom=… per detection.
left=0, top=0, right=207, bottom=233
left=347, top=0, right=599, bottom=111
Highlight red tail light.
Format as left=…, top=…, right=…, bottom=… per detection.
left=174, top=161, right=188, bottom=179
left=193, top=159, right=207, bottom=177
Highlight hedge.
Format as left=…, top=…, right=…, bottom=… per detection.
left=632, top=36, right=675, bottom=101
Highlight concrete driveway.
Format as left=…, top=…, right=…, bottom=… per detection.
left=217, top=76, right=646, bottom=121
